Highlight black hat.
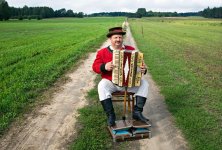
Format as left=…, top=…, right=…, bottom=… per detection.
left=106, top=27, right=126, bottom=37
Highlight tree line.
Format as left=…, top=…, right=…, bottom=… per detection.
left=0, top=0, right=83, bottom=21
left=87, top=12, right=133, bottom=17
left=10, top=6, right=84, bottom=20
left=135, top=8, right=199, bottom=17
left=89, top=7, right=221, bottom=18
left=88, top=10, right=199, bottom=18
left=0, top=0, right=221, bottom=21
left=200, top=7, right=222, bottom=18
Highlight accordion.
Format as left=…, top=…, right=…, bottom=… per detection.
left=112, top=50, right=144, bottom=87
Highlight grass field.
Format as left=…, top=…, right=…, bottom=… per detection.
left=0, top=17, right=124, bottom=134
left=129, top=17, right=222, bottom=150
left=1, top=17, right=221, bottom=149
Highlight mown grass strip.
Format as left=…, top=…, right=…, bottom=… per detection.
left=129, top=17, right=222, bottom=150
left=70, top=76, right=127, bottom=150
left=70, top=76, right=112, bottom=150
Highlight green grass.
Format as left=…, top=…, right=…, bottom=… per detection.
left=0, top=17, right=124, bottom=134
left=70, top=76, right=111, bottom=150
left=70, top=76, right=126, bottom=150
left=129, top=17, right=222, bottom=150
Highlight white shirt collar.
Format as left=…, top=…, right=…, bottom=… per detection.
left=109, top=45, right=125, bottom=51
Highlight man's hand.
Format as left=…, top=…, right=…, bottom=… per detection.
left=105, top=61, right=114, bottom=71
left=141, top=65, right=147, bottom=74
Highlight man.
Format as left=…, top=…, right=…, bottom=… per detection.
left=92, top=27, right=149, bottom=126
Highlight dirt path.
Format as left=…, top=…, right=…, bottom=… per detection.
left=123, top=22, right=188, bottom=150
left=0, top=22, right=188, bottom=150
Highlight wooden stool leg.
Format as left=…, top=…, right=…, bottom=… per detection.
left=123, top=88, right=127, bottom=120
left=132, top=96, right=135, bottom=111
left=128, top=94, right=131, bottom=113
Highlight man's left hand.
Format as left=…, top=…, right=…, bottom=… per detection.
left=141, top=65, right=147, bottom=74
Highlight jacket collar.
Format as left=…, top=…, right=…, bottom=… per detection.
left=108, top=45, right=125, bottom=53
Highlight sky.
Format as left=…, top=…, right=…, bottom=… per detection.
left=6, top=0, right=222, bottom=14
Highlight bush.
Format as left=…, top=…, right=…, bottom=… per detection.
left=37, top=15, right=42, bottom=20
left=18, top=16, right=23, bottom=20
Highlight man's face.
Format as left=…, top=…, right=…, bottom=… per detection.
left=110, top=34, right=123, bottom=49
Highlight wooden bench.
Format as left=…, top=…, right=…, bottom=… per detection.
left=109, top=91, right=152, bottom=142
left=111, top=91, right=135, bottom=113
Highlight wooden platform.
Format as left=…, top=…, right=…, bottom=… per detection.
left=107, top=120, right=151, bottom=142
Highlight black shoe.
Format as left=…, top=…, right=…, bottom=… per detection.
left=101, top=98, right=116, bottom=126
left=133, top=96, right=149, bottom=123
left=133, top=107, right=149, bottom=122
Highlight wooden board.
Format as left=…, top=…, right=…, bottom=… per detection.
left=108, top=119, right=152, bottom=142
left=111, top=120, right=151, bottom=130
left=111, top=120, right=132, bottom=131
left=131, top=120, right=152, bottom=128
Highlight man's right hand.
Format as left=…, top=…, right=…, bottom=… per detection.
left=105, top=61, right=114, bottom=71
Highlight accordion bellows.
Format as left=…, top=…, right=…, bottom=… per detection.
left=112, top=50, right=143, bottom=87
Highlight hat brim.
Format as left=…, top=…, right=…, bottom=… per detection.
left=107, top=31, right=126, bottom=37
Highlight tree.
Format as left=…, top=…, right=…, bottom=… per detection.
left=66, top=9, right=74, bottom=17
left=0, top=1, right=2, bottom=20
left=2, top=1, right=85, bottom=19
left=77, top=12, right=83, bottom=18
left=201, top=7, right=222, bottom=18
left=23, top=5, right=29, bottom=16
left=0, top=0, right=10, bottom=20
left=54, top=8, right=66, bottom=17
left=136, top=8, right=146, bottom=17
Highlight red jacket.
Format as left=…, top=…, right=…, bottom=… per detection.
left=92, top=45, right=135, bottom=81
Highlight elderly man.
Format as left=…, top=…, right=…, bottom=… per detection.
left=92, top=27, right=149, bottom=126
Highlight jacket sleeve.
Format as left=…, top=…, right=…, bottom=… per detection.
left=92, top=50, right=107, bottom=74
